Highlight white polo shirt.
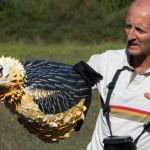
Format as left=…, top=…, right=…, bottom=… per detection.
left=87, top=49, right=150, bottom=150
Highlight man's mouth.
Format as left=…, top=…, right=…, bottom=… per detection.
left=128, top=42, right=139, bottom=49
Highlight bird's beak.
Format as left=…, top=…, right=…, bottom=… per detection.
left=0, top=80, right=10, bottom=89
left=0, top=72, right=3, bottom=78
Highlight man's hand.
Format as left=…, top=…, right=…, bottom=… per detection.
left=144, top=93, right=150, bottom=100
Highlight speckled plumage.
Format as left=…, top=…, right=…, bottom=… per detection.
left=23, top=60, right=90, bottom=115
left=0, top=56, right=101, bottom=142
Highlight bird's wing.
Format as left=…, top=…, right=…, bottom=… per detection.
left=23, top=60, right=91, bottom=115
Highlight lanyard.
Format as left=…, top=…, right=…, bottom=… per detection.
left=102, top=66, right=128, bottom=136
left=101, top=66, right=150, bottom=144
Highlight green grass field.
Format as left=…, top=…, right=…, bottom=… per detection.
left=0, top=41, right=125, bottom=150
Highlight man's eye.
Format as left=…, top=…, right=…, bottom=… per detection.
left=125, top=24, right=132, bottom=29
left=136, top=27, right=145, bottom=34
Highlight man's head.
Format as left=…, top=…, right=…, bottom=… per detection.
left=125, top=0, right=150, bottom=57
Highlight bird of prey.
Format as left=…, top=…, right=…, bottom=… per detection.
left=0, top=56, right=102, bottom=142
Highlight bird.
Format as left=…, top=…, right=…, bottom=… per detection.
left=0, top=56, right=102, bottom=142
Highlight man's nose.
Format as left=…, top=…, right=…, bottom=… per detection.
left=127, top=28, right=136, bottom=41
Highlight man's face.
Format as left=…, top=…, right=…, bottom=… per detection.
left=125, top=5, right=150, bottom=57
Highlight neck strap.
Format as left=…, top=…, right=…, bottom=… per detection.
left=102, top=67, right=128, bottom=136
left=101, top=66, right=150, bottom=145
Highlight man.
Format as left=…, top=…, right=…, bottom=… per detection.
left=87, top=0, right=150, bottom=149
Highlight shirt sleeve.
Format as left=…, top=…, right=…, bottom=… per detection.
left=87, top=52, right=107, bottom=89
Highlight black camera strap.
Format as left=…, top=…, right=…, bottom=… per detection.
left=101, top=66, right=150, bottom=145
left=102, top=66, right=128, bottom=136
left=133, top=122, right=150, bottom=145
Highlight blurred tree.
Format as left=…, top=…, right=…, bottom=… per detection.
left=102, top=0, right=133, bottom=11
left=0, top=0, right=133, bottom=43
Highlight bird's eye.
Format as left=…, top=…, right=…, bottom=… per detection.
left=0, top=65, right=3, bottom=78
left=0, top=65, right=3, bottom=72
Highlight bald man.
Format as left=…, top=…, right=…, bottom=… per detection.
left=87, top=0, right=150, bottom=149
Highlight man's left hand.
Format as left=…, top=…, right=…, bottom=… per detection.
left=144, top=93, right=150, bottom=100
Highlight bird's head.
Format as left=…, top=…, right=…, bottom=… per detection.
left=0, top=56, right=25, bottom=102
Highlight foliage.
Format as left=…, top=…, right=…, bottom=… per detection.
left=0, top=0, right=132, bottom=43
left=102, top=0, right=133, bottom=10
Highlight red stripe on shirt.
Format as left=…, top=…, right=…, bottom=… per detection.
left=110, top=105, right=150, bottom=115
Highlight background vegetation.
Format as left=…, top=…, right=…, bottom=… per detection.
left=0, top=0, right=131, bottom=149
left=0, top=0, right=132, bottom=43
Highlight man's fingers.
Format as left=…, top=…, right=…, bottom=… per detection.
left=144, top=93, right=150, bottom=100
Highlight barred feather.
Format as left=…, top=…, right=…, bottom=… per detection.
left=23, top=60, right=90, bottom=114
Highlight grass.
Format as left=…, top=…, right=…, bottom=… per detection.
left=0, top=41, right=125, bottom=150
left=0, top=40, right=125, bottom=63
